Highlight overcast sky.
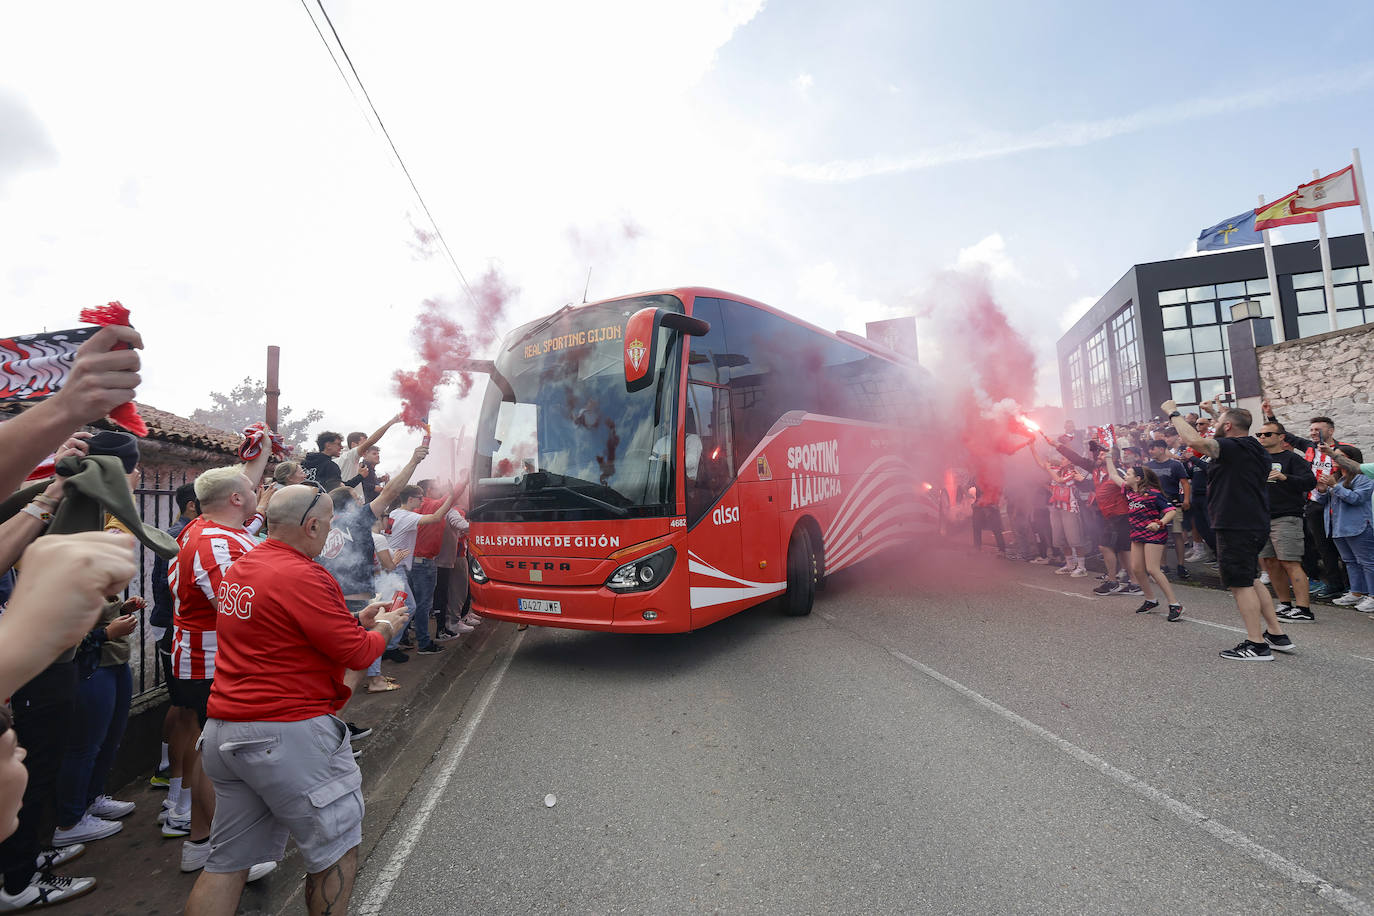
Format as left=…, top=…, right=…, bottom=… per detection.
left=3, top=1, right=1373, bottom=459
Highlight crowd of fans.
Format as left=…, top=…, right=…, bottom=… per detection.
left=0, top=328, right=477, bottom=912
left=969, top=400, right=1374, bottom=657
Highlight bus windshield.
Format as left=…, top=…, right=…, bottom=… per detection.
left=469, top=296, right=684, bottom=522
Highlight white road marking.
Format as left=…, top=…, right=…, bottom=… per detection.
left=358, top=630, right=525, bottom=916
left=1181, top=617, right=1246, bottom=634
left=1353, top=655, right=1374, bottom=664
left=885, top=646, right=1373, bottom=916
left=1020, top=582, right=1098, bottom=601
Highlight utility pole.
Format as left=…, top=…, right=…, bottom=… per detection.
left=266, top=345, right=281, bottom=431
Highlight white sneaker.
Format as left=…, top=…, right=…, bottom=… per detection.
left=1069, top=566, right=1089, bottom=578
left=247, top=862, right=278, bottom=883
left=1260, top=571, right=1271, bottom=585
left=0, top=873, right=96, bottom=910
left=52, top=813, right=122, bottom=847
left=453, top=620, right=475, bottom=634
left=1356, top=596, right=1374, bottom=614
left=181, top=840, right=211, bottom=873
left=87, top=795, right=135, bottom=820
left=161, top=812, right=191, bottom=838
left=35, top=844, right=85, bottom=871
left=461, top=613, right=482, bottom=627
left=1332, top=592, right=1363, bottom=607
left=1274, top=602, right=1291, bottom=617
left=1054, top=563, right=1075, bottom=575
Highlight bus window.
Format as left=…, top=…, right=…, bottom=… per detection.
left=685, top=381, right=734, bottom=525
left=687, top=297, right=732, bottom=385
left=490, top=401, right=538, bottom=479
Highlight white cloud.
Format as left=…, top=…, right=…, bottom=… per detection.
left=793, top=72, right=814, bottom=94
left=775, top=61, right=1374, bottom=182
left=1059, top=295, right=1098, bottom=333
left=953, top=233, right=1021, bottom=283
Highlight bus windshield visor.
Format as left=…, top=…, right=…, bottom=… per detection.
left=469, top=296, right=684, bottom=522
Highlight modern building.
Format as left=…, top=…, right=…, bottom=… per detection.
left=1057, top=233, right=1372, bottom=425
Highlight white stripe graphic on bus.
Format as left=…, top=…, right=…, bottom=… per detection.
left=688, top=552, right=785, bottom=610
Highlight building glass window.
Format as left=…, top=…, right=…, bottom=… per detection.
left=1288, top=269, right=1373, bottom=329
left=1085, top=329, right=1111, bottom=407
left=1110, top=304, right=1142, bottom=420
left=1067, top=350, right=1085, bottom=409
left=1153, top=278, right=1271, bottom=414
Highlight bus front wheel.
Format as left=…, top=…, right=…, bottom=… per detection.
left=783, top=527, right=817, bottom=617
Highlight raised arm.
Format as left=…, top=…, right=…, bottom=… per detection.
left=1162, top=400, right=1219, bottom=459
left=1102, top=449, right=1126, bottom=487
left=1319, top=443, right=1364, bottom=479
left=418, top=490, right=455, bottom=525
left=368, top=445, right=428, bottom=517
left=355, top=413, right=402, bottom=457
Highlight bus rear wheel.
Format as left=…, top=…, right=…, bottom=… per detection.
left=783, top=527, right=817, bottom=617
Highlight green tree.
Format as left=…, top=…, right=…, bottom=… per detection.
left=190, top=376, right=323, bottom=453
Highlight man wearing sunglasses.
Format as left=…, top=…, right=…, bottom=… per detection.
left=1256, top=422, right=1318, bottom=622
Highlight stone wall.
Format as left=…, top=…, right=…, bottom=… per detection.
left=1257, top=322, right=1374, bottom=445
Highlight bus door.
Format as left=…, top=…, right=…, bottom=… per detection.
left=684, top=379, right=743, bottom=624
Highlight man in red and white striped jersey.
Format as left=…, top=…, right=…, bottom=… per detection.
left=164, top=455, right=270, bottom=874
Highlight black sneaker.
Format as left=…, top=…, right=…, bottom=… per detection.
left=1219, top=640, right=1273, bottom=661
left=1114, top=582, right=1142, bottom=596
left=1263, top=631, right=1295, bottom=653
left=1176, top=566, right=1191, bottom=580
left=346, top=722, right=372, bottom=741
left=382, top=648, right=410, bottom=663
left=1277, top=606, right=1315, bottom=622
left=1167, top=604, right=1184, bottom=622
left=416, top=644, right=443, bottom=655
left=1092, top=581, right=1117, bottom=595
left=1135, top=600, right=1159, bottom=614
left=434, top=628, right=458, bottom=642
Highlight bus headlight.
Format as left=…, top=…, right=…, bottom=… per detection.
left=468, top=555, right=489, bottom=584
left=605, top=546, right=676, bottom=593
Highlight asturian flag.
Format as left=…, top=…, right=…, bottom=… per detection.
left=1293, top=164, right=1361, bottom=214
left=1197, top=210, right=1260, bottom=251
left=1254, top=190, right=1317, bottom=230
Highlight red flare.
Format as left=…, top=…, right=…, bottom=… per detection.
left=76, top=301, right=147, bottom=437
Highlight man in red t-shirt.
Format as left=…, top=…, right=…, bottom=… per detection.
left=185, top=485, right=408, bottom=916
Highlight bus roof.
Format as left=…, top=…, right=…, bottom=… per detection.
left=580, top=286, right=917, bottom=368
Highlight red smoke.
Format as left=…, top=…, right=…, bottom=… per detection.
left=905, top=271, right=1041, bottom=499
left=393, top=265, right=518, bottom=429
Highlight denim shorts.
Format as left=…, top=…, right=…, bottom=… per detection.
left=200, top=715, right=363, bottom=874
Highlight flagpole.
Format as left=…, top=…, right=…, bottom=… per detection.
left=1354, top=147, right=1374, bottom=284
left=1258, top=193, right=1285, bottom=343
left=1314, top=167, right=1338, bottom=332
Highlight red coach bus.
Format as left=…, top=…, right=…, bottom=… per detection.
left=464, top=288, right=935, bottom=632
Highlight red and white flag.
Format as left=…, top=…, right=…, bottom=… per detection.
left=1292, top=165, right=1360, bottom=214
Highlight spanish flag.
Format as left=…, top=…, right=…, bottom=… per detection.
left=1254, top=191, right=1317, bottom=230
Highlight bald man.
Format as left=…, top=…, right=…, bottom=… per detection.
left=185, top=486, right=409, bottom=916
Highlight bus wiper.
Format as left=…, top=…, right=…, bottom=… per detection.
left=541, top=487, right=628, bottom=518
left=521, top=471, right=631, bottom=518
left=507, top=304, right=575, bottom=352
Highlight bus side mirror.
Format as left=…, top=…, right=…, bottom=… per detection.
left=623, top=308, right=710, bottom=392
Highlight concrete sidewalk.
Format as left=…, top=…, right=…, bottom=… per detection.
left=51, top=620, right=512, bottom=916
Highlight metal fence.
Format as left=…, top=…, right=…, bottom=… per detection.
left=127, top=468, right=195, bottom=698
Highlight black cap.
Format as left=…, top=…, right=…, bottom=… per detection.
left=87, top=430, right=140, bottom=474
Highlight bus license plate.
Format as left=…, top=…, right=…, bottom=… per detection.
left=519, top=598, right=562, bottom=615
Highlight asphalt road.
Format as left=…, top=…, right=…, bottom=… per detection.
left=356, top=544, right=1374, bottom=915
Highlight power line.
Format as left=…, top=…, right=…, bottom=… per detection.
left=299, top=0, right=477, bottom=306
